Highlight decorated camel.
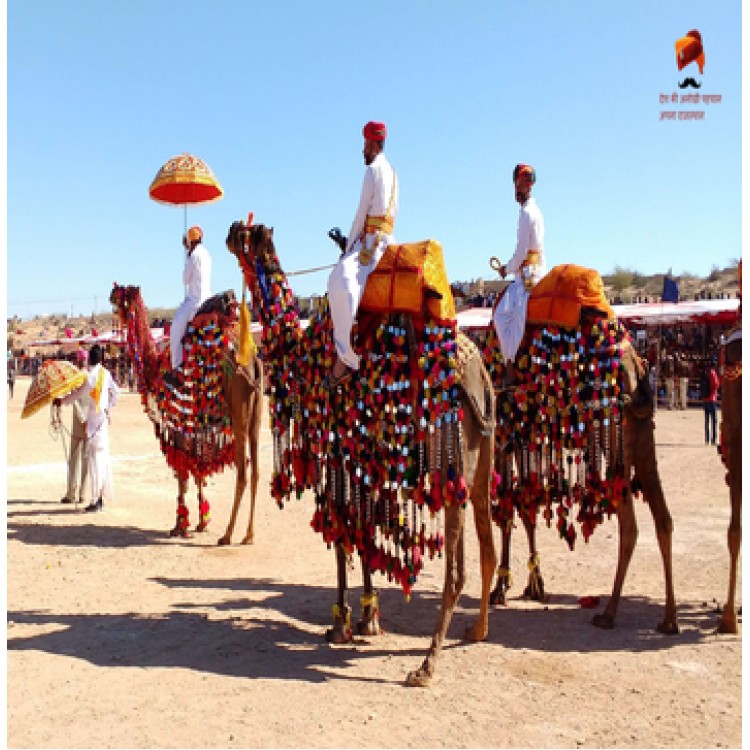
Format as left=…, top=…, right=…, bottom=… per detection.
left=480, top=264, right=678, bottom=634
left=226, top=219, right=497, bottom=687
left=717, top=300, right=741, bottom=633
left=109, top=284, right=263, bottom=544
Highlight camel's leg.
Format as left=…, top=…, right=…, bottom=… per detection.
left=592, top=490, right=638, bottom=630
left=170, top=472, right=192, bottom=538
left=490, top=517, right=513, bottom=606
left=195, top=478, right=210, bottom=533
left=325, top=544, right=352, bottom=644
left=406, top=502, right=466, bottom=687
left=241, top=391, right=261, bottom=545
left=356, top=563, right=381, bottom=636
left=628, top=417, right=678, bottom=634
left=218, top=422, right=248, bottom=546
left=465, top=477, right=498, bottom=643
left=520, top=512, right=546, bottom=602
left=719, top=437, right=742, bottom=634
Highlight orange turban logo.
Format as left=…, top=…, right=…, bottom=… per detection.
left=675, top=29, right=704, bottom=76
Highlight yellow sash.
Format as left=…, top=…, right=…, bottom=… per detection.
left=359, top=170, right=398, bottom=265
left=90, top=366, right=105, bottom=412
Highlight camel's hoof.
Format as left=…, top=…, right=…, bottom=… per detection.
left=657, top=620, right=679, bottom=635
left=489, top=588, right=507, bottom=607
left=325, top=625, right=352, bottom=645
left=523, top=582, right=546, bottom=602
left=195, top=521, right=209, bottom=533
left=465, top=622, right=489, bottom=643
left=717, top=618, right=738, bottom=635
left=217, top=536, right=230, bottom=546
left=405, top=667, right=432, bottom=688
left=240, top=535, right=254, bottom=545
left=592, top=612, right=615, bottom=630
left=169, top=526, right=192, bottom=539
left=356, top=616, right=382, bottom=637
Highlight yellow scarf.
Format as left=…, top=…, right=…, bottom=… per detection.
left=90, top=366, right=105, bottom=412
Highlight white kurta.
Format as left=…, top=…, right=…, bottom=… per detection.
left=328, top=152, right=399, bottom=369
left=171, top=243, right=212, bottom=367
left=492, top=196, right=545, bottom=362
left=62, top=364, right=120, bottom=502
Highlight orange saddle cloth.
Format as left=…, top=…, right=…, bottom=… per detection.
left=359, top=240, right=456, bottom=322
left=526, top=264, right=615, bottom=329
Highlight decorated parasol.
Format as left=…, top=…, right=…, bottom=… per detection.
left=21, top=360, right=87, bottom=419
left=149, top=153, right=224, bottom=231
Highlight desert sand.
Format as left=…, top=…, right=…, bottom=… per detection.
left=6, top=375, right=742, bottom=749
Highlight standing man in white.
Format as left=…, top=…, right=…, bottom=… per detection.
left=327, top=121, right=398, bottom=386
left=56, top=344, right=120, bottom=512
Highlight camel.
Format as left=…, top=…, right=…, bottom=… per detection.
left=109, top=284, right=263, bottom=545
left=225, top=220, right=497, bottom=687
left=718, top=331, right=741, bottom=634
left=482, top=286, right=678, bottom=635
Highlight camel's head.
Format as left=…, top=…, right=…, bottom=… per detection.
left=110, top=284, right=140, bottom=322
left=226, top=220, right=280, bottom=290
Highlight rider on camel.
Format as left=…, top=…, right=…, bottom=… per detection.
left=327, top=121, right=399, bottom=387
left=170, top=225, right=212, bottom=370
left=492, top=164, right=545, bottom=384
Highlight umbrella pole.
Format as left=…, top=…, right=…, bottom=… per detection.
left=184, top=205, right=187, bottom=234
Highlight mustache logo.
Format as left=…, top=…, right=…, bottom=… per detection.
left=679, top=77, right=702, bottom=89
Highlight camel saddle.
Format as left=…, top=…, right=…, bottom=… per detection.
left=525, top=264, right=615, bottom=329
left=358, top=240, right=456, bottom=323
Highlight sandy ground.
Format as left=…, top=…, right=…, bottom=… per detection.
left=6, top=375, right=742, bottom=749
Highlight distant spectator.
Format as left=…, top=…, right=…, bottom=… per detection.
left=662, top=354, right=676, bottom=410
left=7, top=361, right=16, bottom=399
left=699, top=360, right=720, bottom=445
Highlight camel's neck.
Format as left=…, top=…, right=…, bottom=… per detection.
left=240, top=248, right=304, bottom=359
left=122, top=295, right=162, bottom=394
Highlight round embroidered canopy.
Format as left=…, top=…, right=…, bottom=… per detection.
left=148, top=153, right=224, bottom=207
left=22, top=360, right=87, bottom=419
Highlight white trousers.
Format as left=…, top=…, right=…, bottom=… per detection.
left=87, top=422, right=114, bottom=502
left=171, top=298, right=201, bottom=368
left=327, top=233, right=391, bottom=370
left=492, top=276, right=530, bottom=362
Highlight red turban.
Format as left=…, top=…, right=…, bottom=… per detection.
left=513, top=164, right=536, bottom=187
left=363, top=121, right=387, bottom=142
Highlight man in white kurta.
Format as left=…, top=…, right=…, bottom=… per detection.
left=327, top=121, right=399, bottom=381
left=492, top=164, right=545, bottom=366
left=59, top=345, right=120, bottom=512
left=171, top=225, right=212, bottom=368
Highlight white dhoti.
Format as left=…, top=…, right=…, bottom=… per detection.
left=492, top=276, right=530, bottom=362
left=87, top=405, right=115, bottom=501
left=170, top=299, right=201, bottom=368
left=327, top=232, right=391, bottom=370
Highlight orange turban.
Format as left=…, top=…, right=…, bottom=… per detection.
left=513, top=164, right=536, bottom=187
left=186, top=225, right=203, bottom=243
left=363, top=121, right=387, bottom=142
left=675, top=30, right=705, bottom=75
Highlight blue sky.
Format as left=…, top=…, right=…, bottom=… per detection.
left=4, top=1, right=744, bottom=320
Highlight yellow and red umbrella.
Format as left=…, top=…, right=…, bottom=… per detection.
left=22, top=359, right=87, bottom=419
left=149, top=153, right=224, bottom=230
